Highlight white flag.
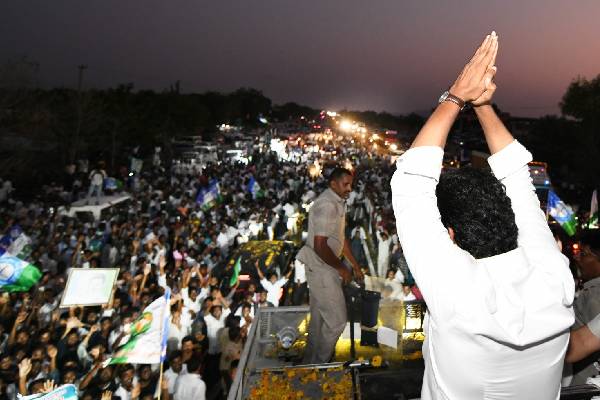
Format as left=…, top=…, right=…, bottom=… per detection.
left=106, top=289, right=171, bottom=365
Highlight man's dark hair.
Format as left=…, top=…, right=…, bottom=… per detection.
left=436, top=167, right=518, bottom=259
left=181, top=335, right=195, bottom=345
left=119, top=364, right=135, bottom=376
left=228, top=325, right=241, bottom=341
left=169, top=350, right=182, bottom=362
left=187, top=357, right=202, bottom=374
left=328, top=167, right=352, bottom=183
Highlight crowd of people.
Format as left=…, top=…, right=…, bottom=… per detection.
left=0, top=132, right=417, bottom=400
left=4, top=80, right=598, bottom=399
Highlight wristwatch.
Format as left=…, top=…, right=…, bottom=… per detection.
left=438, top=90, right=466, bottom=110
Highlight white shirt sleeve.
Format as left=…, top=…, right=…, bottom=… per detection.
left=394, top=269, right=404, bottom=284
left=276, top=278, right=288, bottom=288
left=488, top=140, right=574, bottom=306
left=181, top=287, right=190, bottom=303
left=158, top=273, right=168, bottom=290
left=260, top=278, right=270, bottom=290
left=197, top=287, right=209, bottom=303
left=390, top=146, right=466, bottom=313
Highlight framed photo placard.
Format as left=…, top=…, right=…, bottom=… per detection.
left=60, top=268, right=119, bottom=308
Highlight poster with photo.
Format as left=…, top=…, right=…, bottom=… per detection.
left=60, top=268, right=119, bottom=308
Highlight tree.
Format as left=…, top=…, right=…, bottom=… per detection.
left=559, top=75, right=600, bottom=188
left=561, top=76, right=600, bottom=126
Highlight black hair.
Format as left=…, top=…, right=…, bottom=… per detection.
left=28, top=379, right=47, bottom=393
left=328, top=167, right=352, bottom=183
left=209, top=305, right=222, bottom=314
left=225, top=314, right=241, bottom=329
left=228, top=325, right=241, bottom=341
left=119, top=363, right=135, bottom=376
left=436, top=167, right=518, bottom=259
left=181, top=335, right=194, bottom=345
left=169, top=350, right=182, bottom=362
left=187, top=357, right=202, bottom=373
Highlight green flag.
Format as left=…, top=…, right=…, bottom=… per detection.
left=230, top=257, right=242, bottom=287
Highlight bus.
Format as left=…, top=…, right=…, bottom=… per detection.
left=529, top=161, right=552, bottom=209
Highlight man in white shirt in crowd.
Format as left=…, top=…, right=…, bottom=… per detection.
left=255, top=260, right=294, bottom=307
left=164, top=350, right=187, bottom=396
left=205, top=304, right=231, bottom=355
left=217, top=226, right=230, bottom=256
left=400, top=284, right=416, bottom=302
left=181, top=267, right=209, bottom=316
left=391, top=32, right=574, bottom=399
left=114, top=364, right=139, bottom=400
left=173, top=357, right=206, bottom=400
left=376, top=229, right=392, bottom=278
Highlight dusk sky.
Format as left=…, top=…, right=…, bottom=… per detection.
left=2, top=1, right=599, bottom=117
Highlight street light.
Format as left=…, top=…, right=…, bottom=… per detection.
left=340, top=120, right=352, bottom=131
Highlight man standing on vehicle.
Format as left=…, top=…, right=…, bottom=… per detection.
left=87, top=162, right=107, bottom=205
left=297, top=167, right=364, bottom=364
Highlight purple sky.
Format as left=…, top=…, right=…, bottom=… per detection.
left=1, top=0, right=599, bottom=117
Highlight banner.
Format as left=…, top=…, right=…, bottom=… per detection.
left=7, top=233, right=32, bottom=259
left=1, top=225, right=32, bottom=259
left=107, top=288, right=171, bottom=365
left=17, top=384, right=78, bottom=400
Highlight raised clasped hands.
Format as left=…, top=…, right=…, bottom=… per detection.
left=450, top=31, right=499, bottom=107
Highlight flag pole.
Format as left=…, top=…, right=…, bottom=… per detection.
left=157, top=288, right=170, bottom=400
left=157, top=361, right=164, bottom=400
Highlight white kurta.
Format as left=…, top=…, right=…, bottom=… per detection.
left=391, top=140, right=574, bottom=400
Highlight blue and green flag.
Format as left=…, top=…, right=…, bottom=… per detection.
left=247, top=176, right=264, bottom=199
left=196, top=179, right=222, bottom=211
left=0, top=250, right=42, bottom=292
left=547, top=190, right=577, bottom=237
